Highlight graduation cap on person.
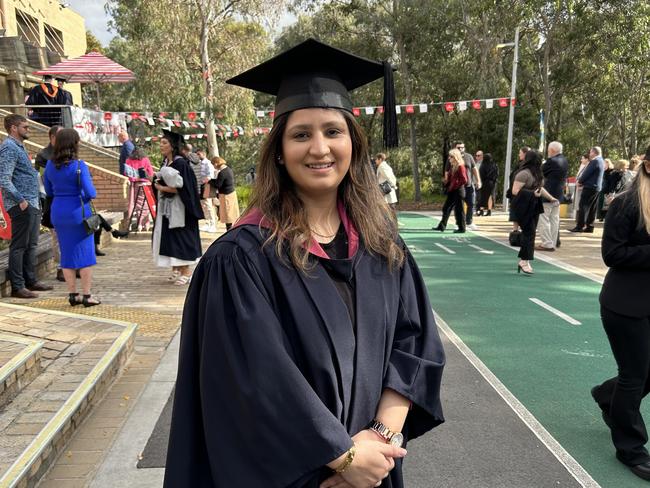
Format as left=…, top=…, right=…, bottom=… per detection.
left=161, top=129, right=184, bottom=152
left=226, top=38, right=399, bottom=148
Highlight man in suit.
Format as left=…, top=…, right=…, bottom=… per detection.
left=454, top=141, right=482, bottom=230
left=571, top=146, right=605, bottom=233
left=536, top=141, right=569, bottom=251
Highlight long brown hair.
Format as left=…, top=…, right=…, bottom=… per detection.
left=53, top=128, right=80, bottom=169
left=632, top=160, right=650, bottom=234
left=245, top=109, right=404, bottom=272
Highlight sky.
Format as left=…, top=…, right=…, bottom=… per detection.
left=67, top=1, right=297, bottom=48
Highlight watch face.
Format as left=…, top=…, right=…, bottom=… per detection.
left=390, top=432, right=404, bottom=448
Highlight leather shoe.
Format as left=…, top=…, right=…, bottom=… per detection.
left=569, top=227, right=583, bottom=233
left=535, top=246, right=555, bottom=252
left=27, top=281, right=53, bottom=291
left=56, top=269, right=65, bottom=282
left=95, top=247, right=106, bottom=257
left=112, top=229, right=129, bottom=239
left=630, top=461, right=650, bottom=481
left=11, top=288, right=38, bottom=299
left=583, top=226, right=595, bottom=233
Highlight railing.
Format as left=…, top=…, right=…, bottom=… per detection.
left=0, top=105, right=127, bottom=147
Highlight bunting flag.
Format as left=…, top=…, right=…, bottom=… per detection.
left=254, top=96, right=516, bottom=117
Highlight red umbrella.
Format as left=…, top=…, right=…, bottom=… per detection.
left=34, top=51, right=135, bottom=108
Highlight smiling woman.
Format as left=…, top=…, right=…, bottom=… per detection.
left=164, top=39, right=445, bottom=488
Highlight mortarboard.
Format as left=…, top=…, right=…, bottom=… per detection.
left=161, top=129, right=184, bottom=151
left=54, top=76, right=67, bottom=82
left=226, top=38, right=398, bottom=148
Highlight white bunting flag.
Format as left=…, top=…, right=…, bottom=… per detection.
left=199, top=112, right=205, bottom=118
left=395, top=106, right=401, bottom=114
left=486, top=99, right=494, bottom=109
left=197, top=134, right=204, bottom=139
left=198, top=123, right=205, bottom=129
left=256, top=110, right=265, bottom=117
left=182, top=121, right=190, bottom=128
left=147, top=117, right=155, bottom=126
left=183, top=134, right=190, bottom=140
left=419, top=104, right=428, bottom=113
left=458, top=101, right=468, bottom=111
left=365, top=107, right=374, bottom=115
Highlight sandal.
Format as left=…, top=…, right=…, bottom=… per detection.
left=82, top=294, right=101, bottom=307
left=167, top=270, right=181, bottom=282
left=68, top=293, right=81, bottom=306
left=173, top=275, right=191, bottom=286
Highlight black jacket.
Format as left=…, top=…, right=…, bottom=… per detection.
left=542, top=154, right=569, bottom=200
left=599, top=191, right=650, bottom=318
left=511, top=188, right=543, bottom=227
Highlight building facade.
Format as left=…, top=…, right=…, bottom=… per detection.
left=0, top=0, right=86, bottom=106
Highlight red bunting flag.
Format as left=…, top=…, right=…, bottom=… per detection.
left=130, top=112, right=139, bottom=118
left=498, top=98, right=509, bottom=108
left=378, top=106, right=384, bottom=114
left=103, top=112, right=112, bottom=121
left=269, top=111, right=275, bottom=119
left=188, top=112, right=196, bottom=121
left=172, top=120, right=181, bottom=127
left=405, top=105, right=415, bottom=114
left=444, top=102, right=455, bottom=112
left=472, top=100, right=481, bottom=110
left=352, top=108, right=361, bottom=117
left=159, top=112, right=168, bottom=118
left=511, top=98, right=516, bottom=106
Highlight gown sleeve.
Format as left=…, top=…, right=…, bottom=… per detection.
left=383, top=248, right=445, bottom=440
left=164, top=241, right=353, bottom=488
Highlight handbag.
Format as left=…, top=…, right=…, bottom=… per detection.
left=508, top=230, right=522, bottom=247
left=41, top=195, right=54, bottom=229
left=77, top=161, right=101, bottom=235
left=379, top=180, right=393, bottom=195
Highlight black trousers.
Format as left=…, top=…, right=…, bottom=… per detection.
left=576, top=187, right=599, bottom=228
left=8, top=205, right=41, bottom=291
left=517, top=213, right=539, bottom=260
left=464, top=186, right=475, bottom=225
left=440, top=188, right=466, bottom=231
left=593, top=306, right=650, bottom=466
left=94, top=214, right=112, bottom=246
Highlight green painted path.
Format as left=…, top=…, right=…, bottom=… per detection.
left=399, top=212, right=647, bottom=487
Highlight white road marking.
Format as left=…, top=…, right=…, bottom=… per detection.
left=468, top=244, right=494, bottom=255
left=435, top=312, right=600, bottom=488
left=529, top=298, right=582, bottom=325
left=434, top=243, right=456, bottom=254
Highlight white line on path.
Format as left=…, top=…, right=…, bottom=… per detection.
left=529, top=298, right=582, bottom=326
left=468, top=244, right=494, bottom=255
left=434, top=243, right=456, bottom=254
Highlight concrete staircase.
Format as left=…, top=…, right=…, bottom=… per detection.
left=0, top=110, right=121, bottom=174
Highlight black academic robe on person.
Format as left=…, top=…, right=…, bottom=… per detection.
left=158, top=156, right=203, bottom=261
left=163, top=215, right=445, bottom=488
left=25, top=83, right=64, bottom=126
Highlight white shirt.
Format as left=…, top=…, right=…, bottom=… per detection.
left=376, top=161, right=397, bottom=204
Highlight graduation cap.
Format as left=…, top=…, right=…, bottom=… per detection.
left=54, top=76, right=67, bottom=83
left=161, top=129, right=184, bottom=151
left=226, top=38, right=398, bottom=148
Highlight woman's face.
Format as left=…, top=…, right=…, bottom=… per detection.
left=281, top=108, right=352, bottom=199
left=160, top=138, right=173, bottom=157
left=643, top=160, right=650, bottom=175
left=581, top=156, right=588, bottom=165
left=518, top=150, right=525, bottom=161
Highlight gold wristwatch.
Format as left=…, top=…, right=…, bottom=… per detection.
left=334, top=445, right=356, bottom=473
left=369, top=419, right=404, bottom=447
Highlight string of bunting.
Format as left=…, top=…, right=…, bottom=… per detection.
left=254, top=97, right=516, bottom=118
left=133, top=126, right=273, bottom=144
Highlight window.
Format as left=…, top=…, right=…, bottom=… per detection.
left=44, top=24, right=64, bottom=55
left=16, top=10, right=40, bottom=45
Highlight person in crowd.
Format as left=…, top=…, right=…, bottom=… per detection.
left=571, top=146, right=605, bottom=233
left=210, top=157, right=240, bottom=231
left=591, top=148, right=650, bottom=482
left=93, top=215, right=129, bottom=256
left=181, top=143, right=203, bottom=196
left=475, top=150, right=484, bottom=171
left=477, top=153, right=498, bottom=216
left=434, top=148, right=468, bottom=233
left=35, top=125, right=61, bottom=173
left=56, top=77, right=74, bottom=106
left=604, top=159, right=633, bottom=206
left=511, top=150, right=559, bottom=274
left=164, top=38, right=445, bottom=488
left=454, top=141, right=481, bottom=230
left=25, top=75, right=63, bottom=126
left=125, top=147, right=155, bottom=231
left=572, top=152, right=590, bottom=220
left=244, top=166, right=256, bottom=185
left=43, top=129, right=100, bottom=307
left=118, top=131, right=135, bottom=177
left=0, top=114, right=53, bottom=298
left=375, top=152, right=398, bottom=212
left=508, top=146, right=530, bottom=232
left=152, top=130, right=203, bottom=285
left=536, top=141, right=568, bottom=251
left=598, top=159, right=615, bottom=221
left=629, top=155, right=641, bottom=177
left=196, top=148, right=217, bottom=233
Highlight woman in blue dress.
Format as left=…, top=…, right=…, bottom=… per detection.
left=43, top=128, right=101, bottom=307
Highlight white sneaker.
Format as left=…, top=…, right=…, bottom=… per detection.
left=206, top=225, right=217, bottom=233
left=468, top=223, right=478, bottom=231
left=199, top=224, right=210, bottom=232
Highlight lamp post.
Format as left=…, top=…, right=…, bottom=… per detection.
left=497, top=27, right=520, bottom=212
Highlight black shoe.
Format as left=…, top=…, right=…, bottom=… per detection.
left=477, top=209, right=484, bottom=216
left=76, top=269, right=81, bottom=279
left=68, top=293, right=81, bottom=306
left=56, top=269, right=65, bottom=282
left=95, top=247, right=106, bottom=257
left=583, top=226, right=595, bottom=233
left=112, top=229, right=129, bottom=239
left=82, top=294, right=101, bottom=307
left=569, top=227, right=583, bottom=233
left=486, top=210, right=492, bottom=216
left=556, top=239, right=561, bottom=248
left=630, top=461, right=650, bottom=481
left=590, top=386, right=613, bottom=428
left=433, top=224, right=445, bottom=232
left=453, top=229, right=466, bottom=233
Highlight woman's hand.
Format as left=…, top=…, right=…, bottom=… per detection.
left=341, top=440, right=405, bottom=488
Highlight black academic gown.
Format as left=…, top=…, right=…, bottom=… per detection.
left=158, top=156, right=203, bottom=261
left=163, top=223, right=445, bottom=488
left=25, top=83, right=64, bottom=126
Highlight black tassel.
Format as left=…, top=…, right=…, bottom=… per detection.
left=382, top=61, right=399, bottom=149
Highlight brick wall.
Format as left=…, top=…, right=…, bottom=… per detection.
left=88, top=164, right=129, bottom=213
